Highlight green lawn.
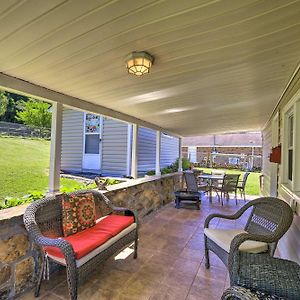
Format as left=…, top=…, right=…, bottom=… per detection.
left=196, top=167, right=261, bottom=196
left=0, top=136, right=89, bottom=204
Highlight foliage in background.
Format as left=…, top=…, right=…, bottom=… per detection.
left=1, top=182, right=97, bottom=210
left=146, top=157, right=191, bottom=175
left=0, top=91, right=9, bottom=117
left=196, top=167, right=261, bottom=196
left=16, top=99, right=52, bottom=128
left=0, top=91, right=30, bottom=123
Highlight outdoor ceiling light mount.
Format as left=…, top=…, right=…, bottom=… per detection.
left=125, top=51, right=154, bottom=76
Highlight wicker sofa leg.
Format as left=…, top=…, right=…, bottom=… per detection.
left=134, top=230, right=138, bottom=259
left=204, top=237, right=210, bottom=269
left=34, top=255, right=45, bottom=297
left=66, top=265, right=78, bottom=300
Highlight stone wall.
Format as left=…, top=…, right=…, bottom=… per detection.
left=0, top=173, right=181, bottom=299
left=0, top=212, right=39, bottom=299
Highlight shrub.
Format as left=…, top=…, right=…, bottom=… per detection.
left=146, top=158, right=191, bottom=175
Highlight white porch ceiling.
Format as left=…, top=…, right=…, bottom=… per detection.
left=0, top=0, right=300, bottom=136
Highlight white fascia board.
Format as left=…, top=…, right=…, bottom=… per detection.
left=0, top=72, right=181, bottom=138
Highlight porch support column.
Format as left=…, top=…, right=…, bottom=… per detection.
left=155, top=131, right=161, bottom=176
left=48, top=102, right=63, bottom=193
left=178, top=137, right=183, bottom=172
left=131, top=124, right=138, bottom=179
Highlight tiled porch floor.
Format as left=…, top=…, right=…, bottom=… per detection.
left=20, top=194, right=255, bottom=300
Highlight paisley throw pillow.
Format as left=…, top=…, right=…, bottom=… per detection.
left=61, top=193, right=96, bottom=237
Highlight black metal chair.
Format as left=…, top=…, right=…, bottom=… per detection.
left=212, top=174, right=240, bottom=205
left=237, top=172, right=250, bottom=201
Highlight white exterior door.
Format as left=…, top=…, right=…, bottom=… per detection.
left=82, top=113, right=102, bottom=171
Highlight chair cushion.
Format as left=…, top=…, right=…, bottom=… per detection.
left=61, top=192, right=96, bottom=237
left=45, top=215, right=134, bottom=259
left=204, top=228, right=268, bottom=254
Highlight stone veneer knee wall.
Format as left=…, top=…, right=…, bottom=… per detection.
left=0, top=173, right=181, bottom=299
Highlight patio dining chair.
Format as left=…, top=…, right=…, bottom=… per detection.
left=185, top=170, right=209, bottom=193
left=204, top=197, right=293, bottom=270
left=237, top=172, right=250, bottom=201
left=212, top=174, right=240, bottom=205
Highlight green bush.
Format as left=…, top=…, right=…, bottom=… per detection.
left=0, top=182, right=97, bottom=210
left=146, top=158, right=191, bottom=176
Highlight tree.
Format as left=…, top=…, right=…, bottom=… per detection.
left=0, top=91, right=9, bottom=118
left=16, top=99, right=52, bottom=128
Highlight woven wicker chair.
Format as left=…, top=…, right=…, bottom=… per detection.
left=23, top=190, right=138, bottom=300
left=222, top=253, right=300, bottom=300
left=204, top=197, right=293, bottom=270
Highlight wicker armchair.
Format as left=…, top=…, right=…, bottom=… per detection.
left=204, top=197, right=293, bottom=270
left=23, top=190, right=138, bottom=300
left=222, top=253, right=300, bottom=300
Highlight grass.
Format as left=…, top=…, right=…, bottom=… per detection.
left=196, top=167, right=261, bottom=196
left=0, top=136, right=90, bottom=204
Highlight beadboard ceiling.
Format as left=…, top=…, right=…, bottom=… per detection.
left=1, top=0, right=300, bottom=136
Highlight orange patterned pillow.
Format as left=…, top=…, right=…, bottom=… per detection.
left=61, top=193, right=96, bottom=237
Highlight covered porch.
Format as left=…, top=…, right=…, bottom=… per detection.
left=0, top=1, right=300, bottom=299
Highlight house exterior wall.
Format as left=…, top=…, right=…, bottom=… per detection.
left=137, top=127, right=156, bottom=174
left=101, top=118, right=129, bottom=177
left=262, top=67, right=300, bottom=264
left=183, top=146, right=262, bottom=169
left=61, top=108, right=84, bottom=172
left=160, top=134, right=179, bottom=167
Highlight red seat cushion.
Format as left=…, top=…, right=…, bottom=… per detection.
left=45, top=215, right=134, bottom=260
left=97, top=215, right=134, bottom=236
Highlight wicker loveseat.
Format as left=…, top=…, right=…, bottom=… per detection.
left=23, top=190, right=138, bottom=300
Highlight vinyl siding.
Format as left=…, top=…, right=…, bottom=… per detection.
left=137, top=127, right=156, bottom=174
left=262, top=123, right=272, bottom=196
left=160, top=134, right=179, bottom=167
left=101, top=118, right=129, bottom=177
left=61, top=108, right=84, bottom=171
left=262, top=68, right=300, bottom=264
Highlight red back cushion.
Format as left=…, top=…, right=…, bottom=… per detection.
left=61, top=193, right=96, bottom=237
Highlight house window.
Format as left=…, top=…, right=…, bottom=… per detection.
left=287, top=113, right=294, bottom=182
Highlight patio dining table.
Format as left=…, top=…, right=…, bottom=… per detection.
left=198, top=174, right=224, bottom=202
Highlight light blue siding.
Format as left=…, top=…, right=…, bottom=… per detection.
left=101, top=118, right=129, bottom=177
left=160, top=133, right=179, bottom=167
left=137, top=127, right=156, bottom=174
left=61, top=108, right=84, bottom=171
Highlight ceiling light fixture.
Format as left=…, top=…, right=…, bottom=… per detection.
left=125, top=51, right=154, bottom=76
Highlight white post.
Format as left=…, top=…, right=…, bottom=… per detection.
left=155, top=131, right=161, bottom=176
left=178, top=137, right=183, bottom=172
left=48, top=102, right=63, bottom=193
left=131, top=124, right=138, bottom=179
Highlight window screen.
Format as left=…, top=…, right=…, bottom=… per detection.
left=85, top=134, right=100, bottom=154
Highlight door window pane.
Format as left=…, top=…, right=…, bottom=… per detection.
left=85, top=134, right=100, bottom=154
left=85, top=114, right=100, bottom=133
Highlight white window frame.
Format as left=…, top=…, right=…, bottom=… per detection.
left=282, top=91, right=300, bottom=192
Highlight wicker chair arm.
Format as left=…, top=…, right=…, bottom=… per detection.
left=26, top=222, right=75, bottom=255
left=222, top=286, right=259, bottom=300
left=204, top=210, right=246, bottom=228
left=111, top=206, right=139, bottom=224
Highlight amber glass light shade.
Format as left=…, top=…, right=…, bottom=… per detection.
left=125, top=52, right=154, bottom=76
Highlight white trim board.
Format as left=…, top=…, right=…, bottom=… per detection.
left=0, top=72, right=181, bottom=138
